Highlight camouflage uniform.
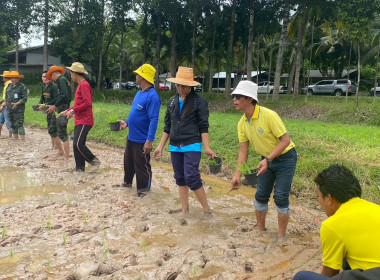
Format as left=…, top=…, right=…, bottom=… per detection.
left=39, top=83, right=58, bottom=138
left=54, top=76, right=71, bottom=142
left=5, top=82, right=28, bottom=135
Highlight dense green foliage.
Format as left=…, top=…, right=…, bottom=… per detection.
left=24, top=95, right=380, bottom=204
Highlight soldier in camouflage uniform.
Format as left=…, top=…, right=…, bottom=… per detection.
left=46, top=65, right=71, bottom=159
left=39, top=71, right=65, bottom=155
left=5, top=71, right=28, bottom=140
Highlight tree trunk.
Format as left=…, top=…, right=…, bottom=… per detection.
left=191, top=11, right=198, bottom=69
left=225, top=0, right=236, bottom=97
left=246, top=0, right=254, bottom=82
left=208, top=17, right=217, bottom=94
left=15, top=19, right=19, bottom=71
left=256, top=39, right=260, bottom=84
left=293, top=0, right=308, bottom=100
left=170, top=7, right=178, bottom=93
left=266, top=41, right=273, bottom=102
left=72, top=0, right=79, bottom=62
left=356, top=40, right=360, bottom=108
left=305, top=16, right=314, bottom=102
left=345, top=41, right=352, bottom=103
left=142, top=11, right=148, bottom=63
left=154, top=13, right=162, bottom=90
left=96, top=0, right=105, bottom=91
left=287, top=57, right=296, bottom=96
left=273, top=0, right=290, bottom=101
left=119, top=32, right=124, bottom=92
left=374, top=32, right=380, bottom=99
left=43, top=0, right=49, bottom=71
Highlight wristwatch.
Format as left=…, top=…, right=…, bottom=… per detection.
left=70, top=109, right=75, bottom=114
left=265, top=157, right=272, bottom=165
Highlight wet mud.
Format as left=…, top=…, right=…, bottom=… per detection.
left=1, top=127, right=324, bottom=279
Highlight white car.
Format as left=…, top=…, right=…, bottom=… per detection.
left=369, top=86, right=380, bottom=96
left=257, top=81, right=287, bottom=94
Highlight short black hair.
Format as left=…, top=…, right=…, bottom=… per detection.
left=73, top=72, right=85, bottom=77
left=314, top=164, right=361, bottom=203
left=42, top=70, right=48, bottom=74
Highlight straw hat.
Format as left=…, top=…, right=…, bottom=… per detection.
left=167, top=67, right=201, bottom=87
left=0, top=71, right=11, bottom=77
left=6, top=71, right=24, bottom=78
left=231, top=80, right=259, bottom=102
left=133, top=64, right=156, bottom=85
left=46, top=65, right=65, bottom=80
left=67, top=62, right=88, bottom=74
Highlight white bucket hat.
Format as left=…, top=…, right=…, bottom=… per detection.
left=231, top=80, right=258, bottom=102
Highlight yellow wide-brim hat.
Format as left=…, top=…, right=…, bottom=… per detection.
left=133, top=64, right=156, bottom=85
left=6, top=71, right=24, bottom=78
left=46, top=65, right=65, bottom=80
left=67, top=62, right=88, bottom=74
left=0, top=71, right=11, bottom=77
left=167, top=66, right=201, bottom=87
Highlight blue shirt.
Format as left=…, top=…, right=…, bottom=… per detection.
left=169, top=97, right=202, bottom=152
left=126, top=87, right=161, bottom=143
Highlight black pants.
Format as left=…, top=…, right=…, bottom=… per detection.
left=73, top=124, right=96, bottom=171
left=124, top=139, right=152, bottom=193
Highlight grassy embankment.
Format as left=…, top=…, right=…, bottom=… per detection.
left=24, top=87, right=380, bottom=204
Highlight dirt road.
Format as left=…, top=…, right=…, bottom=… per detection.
left=0, top=127, right=324, bottom=280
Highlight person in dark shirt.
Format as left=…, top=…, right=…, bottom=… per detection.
left=154, top=66, right=216, bottom=221
left=46, top=65, right=71, bottom=160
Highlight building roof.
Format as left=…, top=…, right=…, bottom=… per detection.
left=6, top=45, right=45, bottom=55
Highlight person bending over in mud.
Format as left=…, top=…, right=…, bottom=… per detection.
left=293, top=164, right=380, bottom=280
left=230, top=80, right=297, bottom=242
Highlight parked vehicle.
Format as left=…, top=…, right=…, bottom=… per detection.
left=124, top=81, right=139, bottom=90
left=194, top=85, right=203, bottom=92
left=304, top=80, right=356, bottom=96
left=369, top=86, right=380, bottom=96
left=159, top=83, right=170, bottom=91
left=257, top=81, right=287, bottom=94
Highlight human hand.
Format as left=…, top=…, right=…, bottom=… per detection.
left=257, top=159, right=268, bottom=176
left=143, top=140, right=153, bottom=155
left=119, top=120, right=127, bottom=130
left=230, top=172, right=242, bottom=191
left=154, top=147, right=163, bottom=160
left=204, top=147, right=216, bottom=158
left=46, top=105, right=56, bottom=115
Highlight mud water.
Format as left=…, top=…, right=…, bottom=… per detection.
left=0, top=127, right=324, bottom=280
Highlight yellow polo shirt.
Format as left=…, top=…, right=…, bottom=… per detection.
left=2, top=80, right=11, bottom=100
left=321, top=197, right=380, bottom=270
left=237, top=105, right=295, bottom=157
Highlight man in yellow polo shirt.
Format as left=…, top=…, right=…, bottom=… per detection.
left=230, top=80, right=297, bottom=241
left=293, top=164, right=380, bottom=280
left=0, top=71, right=13, bottom=138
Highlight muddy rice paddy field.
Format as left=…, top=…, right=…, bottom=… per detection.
left=0, top=127, right=325, bottom=280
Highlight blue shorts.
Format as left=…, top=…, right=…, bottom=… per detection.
left=0, top=112, right=4, bottom=124
left=254, top=148, right=297, bottom=214
left=170, top=151, right=202, bottom=191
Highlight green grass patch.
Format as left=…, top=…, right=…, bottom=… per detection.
left=24, top=96, right=380, bottom=204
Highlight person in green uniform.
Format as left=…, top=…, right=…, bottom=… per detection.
left=39, top=71, right=65, bottom=155
left=5, top=71, right=28, bottom=140
left=46, top=65, right=71, bottom=160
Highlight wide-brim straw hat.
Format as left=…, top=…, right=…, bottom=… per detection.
left=6, top=71, right=24, bottom=78
left=133, top=64, right=156, bottom=85
left=67, top=62, right=88, bottom=74
left=46, top=65, right=65, bottom=80
left=0, top=71, right=11, bottom=77
left=167, top=67, right=201, bottom=87
left=231, top=80, right=259, bottom=102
